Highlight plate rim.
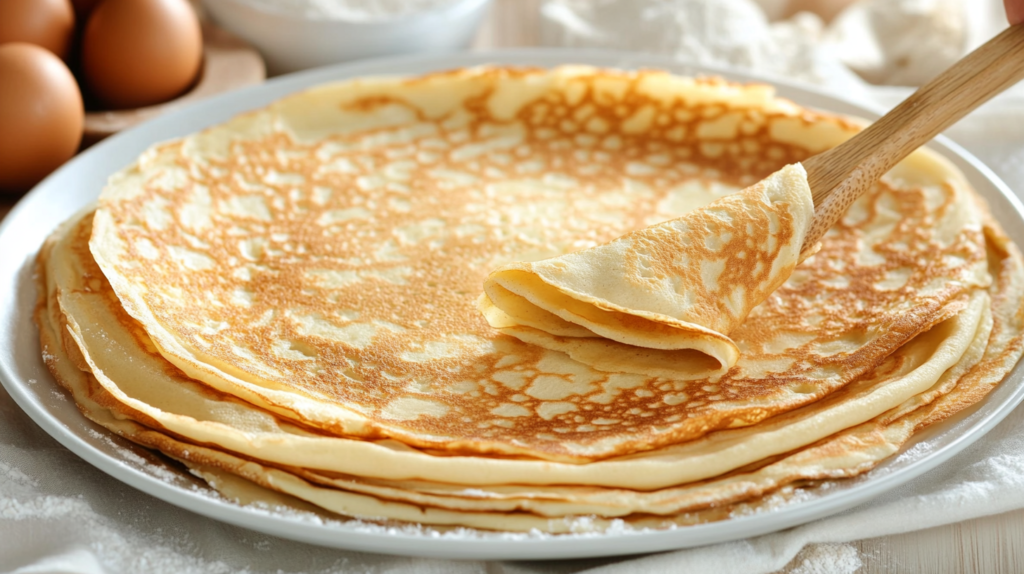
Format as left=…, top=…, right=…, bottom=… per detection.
left=2, top=47, right=1024, bottom=560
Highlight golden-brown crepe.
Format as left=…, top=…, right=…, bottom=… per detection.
left=479, top=163, right=814, bottom=378
left=42, top=211, right=987, bottom=490
left=35, top=207, right=1024, bottom=531
left=31, top=66, right=1024, bottom=533
left=87, top=67, right=990, bottom=462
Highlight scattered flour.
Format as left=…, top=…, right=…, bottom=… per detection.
left=786, top=543, right=863, bottom=574
left=0, top=460, right=38, bottom=488
left=0, top=495, right=91, bottom=521
left=85, top=429, right=191, bottom=485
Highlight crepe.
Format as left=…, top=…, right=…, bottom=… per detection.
left=33, top=65, right=1024, bottom=533
left=41, top=207, right=989, bottom=488
left=87, top=66, right=992, bottom=463
left=479, top=163, right=813, bottom=378
left=35, top=209, right=1024, bottom=530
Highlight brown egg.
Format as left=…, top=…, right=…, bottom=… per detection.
left=70, top=0, right=103, bottom=19
left=0, top=44, right=83, bottom=194
left=81, top=0, right=203, bottom=109
left=0, top=0, right=76, bottom=59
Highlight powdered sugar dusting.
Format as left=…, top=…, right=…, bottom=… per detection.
left=0, top=495, right=91, bottom=521
left=0, top=460, right=38, bottom=487
left=86, top=429, right=201, bottom=487
left=787, top=543, right=863, bottom=574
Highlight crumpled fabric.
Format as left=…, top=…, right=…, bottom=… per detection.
left=4, top=0, right=1024, bottom=571
left=8, top=337, right=1024, bottom=572
left=539, top=0, right=1014, bottom=91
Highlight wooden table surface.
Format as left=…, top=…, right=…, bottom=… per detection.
left=3, top=1, right=1022, bottom=571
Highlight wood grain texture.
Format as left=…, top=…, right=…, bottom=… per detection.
left=852, top=510, right=1024, bottom=573
left=771, top=510, right=1024, bottom=573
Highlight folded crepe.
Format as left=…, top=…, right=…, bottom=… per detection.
left=81, top=65, right=997, bottom=465
left=480, top=164, right=815, bottom=378
left=33, top=66, right=1024, bottom=533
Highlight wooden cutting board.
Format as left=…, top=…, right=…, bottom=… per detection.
left=82, top=22, right=265, bottom=146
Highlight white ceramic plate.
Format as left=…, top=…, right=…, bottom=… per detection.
left=2, top=50, right=1024, bottom=561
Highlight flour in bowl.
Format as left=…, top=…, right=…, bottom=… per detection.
left=238, top=0, right=458, bottom=20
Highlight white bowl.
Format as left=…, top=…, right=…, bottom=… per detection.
left=202, top=0, right=493, bottom=75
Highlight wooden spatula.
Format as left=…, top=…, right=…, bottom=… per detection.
left=801, top=23, right=1024, bottom=251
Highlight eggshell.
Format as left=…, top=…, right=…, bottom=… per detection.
left=70, top=0, right=102, bottom=19
left=0, top=43, right=84, bottom=194
left=81, top=0, right=203, bottom=109
left=0, top=0, right=76, bottom=59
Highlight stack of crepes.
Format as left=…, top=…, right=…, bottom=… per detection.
left=35, top=66, right=1024, bottom=533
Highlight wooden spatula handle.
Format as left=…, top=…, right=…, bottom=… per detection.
left=801, top=23, right=1024, bottom=251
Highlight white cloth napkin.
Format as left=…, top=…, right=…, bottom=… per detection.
left=4, top=1, right=1024, bottom=572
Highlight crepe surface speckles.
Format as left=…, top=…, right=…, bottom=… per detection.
left=89, top=66, right=991, bottom=461
left=479, top=163, right=814, bottom=378
left=41, top=211, right=987, bottom=492
left=35, top=206, right=1024, bottom=530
